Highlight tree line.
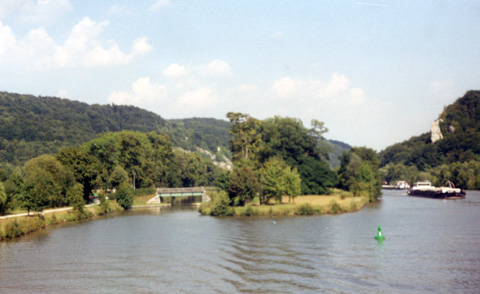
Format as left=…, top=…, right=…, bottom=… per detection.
left=0, top=130, right=223, bottom=215
left=0, top=113, right=382, bottom=216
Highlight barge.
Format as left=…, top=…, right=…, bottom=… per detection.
left=407, top=181, right=466, bottom=199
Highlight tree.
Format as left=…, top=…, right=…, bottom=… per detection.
left=57, top=147, right=101, bottom=202
left=283, top=166, right=302, bottom=203
left=67, top=183, right=85, bottom=214
left=21, top=167, right=54, bottom=215
left=110, top=165, right=129, bottom=189
left=23, top=155, right=74, bottom=208
left=209, top=190, right=233, bottom=216
left=337, top=148, right=382, bottom=202
left=262, top=157, right=289, bottom=203
left=117, top=131, right=149, bottom=188
left=84, top=132, right=120, bottom=183
left=145, top=132, right=175, bottom=187
left=0, top=182, right=7, bottom=215
left=229, top=160, right=261, bottom=206
left=260, top=116, right=333, bottom=195
left=116, top=181, right=134, bottom=209
left=297, top=156, right=336, bottom=195
left=226, top=112, right=263, bottom=162
left=4, top=170, right=23, bottom=213
left=309, top=119, right=332, bottom=159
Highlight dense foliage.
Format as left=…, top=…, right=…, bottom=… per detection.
left=223, top=113, right=349, bottom=209
left=0, top=130, right=223, bottom=215
left=0, top=92, right=230, bottom=165
left=379, top=90, right=480, bottom=188
left=0, top=91, right=346, bottom=167
left=338, top=147, right=382, bottom=202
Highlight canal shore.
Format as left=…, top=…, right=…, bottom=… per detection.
left=0, top=201, right=122, bottom=241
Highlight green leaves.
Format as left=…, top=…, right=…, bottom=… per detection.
left=22, top=155, right=74, bottom=210
left=0, top=182, right=7, bottom=215
left=338, top=147, right=382, bottom=202
left=229, top=161, right=260, bottom=205
left=116, top=181, right=134, bottom=209
left=263, top=157, right=301, bottom=203
left=227, top=113, right=335, bottom=200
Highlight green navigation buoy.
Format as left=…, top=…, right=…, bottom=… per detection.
left=375, top=225, right=385, bottom=240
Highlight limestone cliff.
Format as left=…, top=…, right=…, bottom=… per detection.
left=430, top=119, right=444, bottom=143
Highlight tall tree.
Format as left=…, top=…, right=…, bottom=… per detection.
left=57, top=147, right=101, bottom=201
left=226, top=112, right=263, bottom=162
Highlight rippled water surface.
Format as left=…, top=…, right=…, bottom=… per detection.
left=1, top=191, right=480, bottom=293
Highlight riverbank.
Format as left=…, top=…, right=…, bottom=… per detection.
left=200, top=190, right=369, bottom=217
left=0, top=201, right=123, bottom=241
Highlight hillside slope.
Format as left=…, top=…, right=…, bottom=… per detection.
left=0, top=91, right=351, bottom=167
left=380, top=90, right=480, bottom=169
left=0, top=92, right=229, bottom=165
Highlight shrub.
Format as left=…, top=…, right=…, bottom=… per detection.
left=298, top=203, right=314, bottom=215
left=329, top=200, right=341, bottom=214
left=116, top=181, right=134, bottom=209
left=350, top=200, right=357, bottom=211
left=244, top=205, right=255, bottom=216
left=200, top=190, right=234, bottom=216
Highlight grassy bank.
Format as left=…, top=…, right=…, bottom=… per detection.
left=200, top=189, right=369, bottom=217
left=0, top=201, right=122, bottom=241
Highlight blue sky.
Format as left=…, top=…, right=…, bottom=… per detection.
left=1, top=0, right=479, bottom=151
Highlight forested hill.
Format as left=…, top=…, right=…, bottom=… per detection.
left=380, top=90, right=480, bottom=170
left=0, top=92, right=230, bottom=165
left=0, top=91, right=350, bottom=166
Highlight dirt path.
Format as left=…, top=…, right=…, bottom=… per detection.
left=0, top=204, right=96, bottom=220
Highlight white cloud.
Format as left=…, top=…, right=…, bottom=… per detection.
left=108, top=77, right=168, bottom=108
left=132, top=37, right=153, bottom=55
left=177, top=87, right=217, bottom=111
left=151, top=0, right=170, bottom=12
left=202, top=60, right=233, bottom=78
left=271, top=72, right=366, bottom=107
left=272, top=77, right=299, bottom=98
left=0, top=21, right=15, bottom=56
left=163, top=63, right=189, bottom=78
left=0, top=17, right=152, bottom=69
left=349, top=88, right=365, bottom=105
left=0, top=0, right=73, bottom=24
left=316, top=72, right=350, bottom=97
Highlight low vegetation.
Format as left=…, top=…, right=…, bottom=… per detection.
left=200, top=190, right=368, bottom=217
left=0, top=201, right=122, bottom=240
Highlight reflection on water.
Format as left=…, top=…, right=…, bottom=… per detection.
left=1, top=192, right=480, bottom=293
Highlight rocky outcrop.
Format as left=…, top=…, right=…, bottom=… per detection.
left=431, top=119, right=444, bottom=143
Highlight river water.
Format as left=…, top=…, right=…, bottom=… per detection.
left=1, top=190, right=479, bottom=293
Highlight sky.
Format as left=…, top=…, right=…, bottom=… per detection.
left=0, top=0, right=479, bottom=151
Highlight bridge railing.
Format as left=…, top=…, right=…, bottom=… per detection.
left=156, top=187, right=207, bottom=194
